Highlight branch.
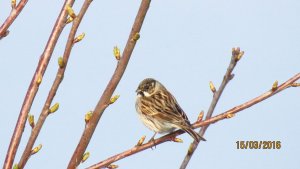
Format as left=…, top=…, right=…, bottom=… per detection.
left=180, top=48, right=243, bottom=169
left=86, top=73, right=300, bottom=169
left=16, top=1, right=92, bottom=168
left=0, top=0, right=28, bottom=39
left=67, top=0, right=152, bottom=168
left=3, top=1, right=75, bottom=168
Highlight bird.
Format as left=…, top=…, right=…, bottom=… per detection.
left=135, top=78, right=206, bottom=142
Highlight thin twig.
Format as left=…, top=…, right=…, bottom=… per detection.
left=3, top=1, right=75, bottom=168
left=17, top=1, right=92, bottom=168
left=0, top=0, right=28, bottom=39
left=86, top=73, right=300, bottom=169
left=67, top=0, right=152, bottom=168
left=179, top=48, right=242, bottom=169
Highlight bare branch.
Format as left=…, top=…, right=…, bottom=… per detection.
left=180, top=47, right=243, bottom=169
left=16, top=1, right=92, bottom=168
left=86, top=73, right=300, bottom=169
left=0, top=0, right=28, bottom=39
left=67, top=0, right=152, bottom=168
left=3, top=1, right=75, bottom=168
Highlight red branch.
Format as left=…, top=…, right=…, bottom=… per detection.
left=3, top=1, right=75, bottom=169
left=180, top=48, right=241, bottom=168
left=17, top=0, right=92, bottom=168
left=0, top=0, right=28, bottom=39
left=67, top=0, right=152, bottom=168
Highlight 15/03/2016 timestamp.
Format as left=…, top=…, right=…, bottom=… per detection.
left=236, top=141, right=281, bottom=149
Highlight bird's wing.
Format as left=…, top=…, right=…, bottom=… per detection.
left=150, top=91, right=192, bottom=126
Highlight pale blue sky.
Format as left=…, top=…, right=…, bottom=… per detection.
left=1, top=0, right=300, bottom=169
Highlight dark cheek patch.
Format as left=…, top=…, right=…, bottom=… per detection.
left=138, top=91, right=144, bottom=97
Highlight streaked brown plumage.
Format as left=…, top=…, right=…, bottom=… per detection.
left=135, top=78, right=206, bottom=142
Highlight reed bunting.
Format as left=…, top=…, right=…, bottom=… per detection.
left=135, top=78, right=206, bottom=142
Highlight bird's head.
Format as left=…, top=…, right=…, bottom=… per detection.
left=136, top=78, right=157, bottom=97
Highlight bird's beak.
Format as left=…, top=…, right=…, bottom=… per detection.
left=136, top=89, right=144, bottom=97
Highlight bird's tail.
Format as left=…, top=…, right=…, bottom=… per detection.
left=182, top=127, right=206, bottom=142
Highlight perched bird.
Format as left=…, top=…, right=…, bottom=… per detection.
left=135, top=78, right=206, bottom=142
